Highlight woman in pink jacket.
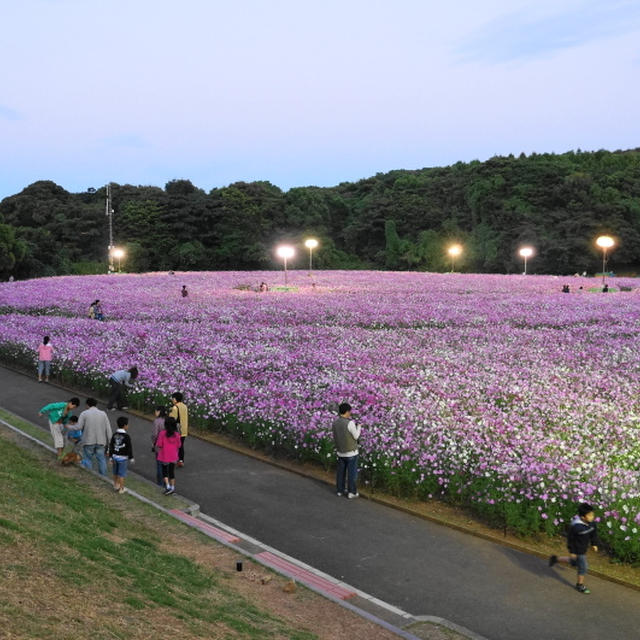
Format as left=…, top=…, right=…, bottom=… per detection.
left=155, top=416, right=181, bottom=495
left=37, top=336, right=53, bottom=383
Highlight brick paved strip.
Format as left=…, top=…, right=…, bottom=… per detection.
left=256, top=551, right=356, bottom=600
left=170, top=509, right=241, bottom=544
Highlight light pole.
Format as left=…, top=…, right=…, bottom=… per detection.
left=111, top=248, right=125, bottom=273
left=447, top=244, right=462, bottom=272
left=304, top=238, right=318, bottom=275
left=519, top=246, right=534, bottom=275
left=276, top=245, right=295, bottom=285
left=596, top=236, right=615, bottom=284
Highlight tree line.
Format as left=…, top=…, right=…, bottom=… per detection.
left=1, top=147, right=640, bottom=280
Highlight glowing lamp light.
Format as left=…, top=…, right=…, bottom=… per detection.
left=447, top=244, right=462, bottom=272
left=276, top=245, right=295, bottom=285
left=596, top=235, right=615, bottom=284
left=519, top=246, right=534, bottom=275
left=110, top=247, right=125, bottom=272
left=304, top=238, right=319, bottom=275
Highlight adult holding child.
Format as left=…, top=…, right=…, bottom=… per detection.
left=39, top=397, right=80, bottom=457
left=107, top=366, right=138, bottom=411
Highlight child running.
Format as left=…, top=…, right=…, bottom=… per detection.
left=549, top=502, right=600, bottom=594
left=155, top=416, right=181, bottom=495
left=108, top=416, right=134, bottom=494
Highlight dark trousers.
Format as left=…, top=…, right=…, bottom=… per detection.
left=336, top=454, right=358, bottom=495
left=107, top=379, right=124, bottom=410
left=162, top=462, right=176, bottom=480
left=178, top=436, right=185, bottom=462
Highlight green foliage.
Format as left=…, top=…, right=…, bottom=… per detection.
left=2, top=148, right=640, bottom=277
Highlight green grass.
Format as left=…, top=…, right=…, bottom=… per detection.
left=0, top=429, right=317, bottom=640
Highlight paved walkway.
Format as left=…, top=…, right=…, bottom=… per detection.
left=2, top=365, right=639, bottom=640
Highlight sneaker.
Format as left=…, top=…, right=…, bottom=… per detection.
left=347, top=492, right=359, bottom=499
left=177, top=460, right=184, bottom=468
left=162, top=486, right=171, bottom=494
left=549, top=555, right=558, bottom=567
left=166, top=487, right=175, bottom=495
left=118, top=487, right=126, bottom=494
left=576, top=584, right=590, bottom=594
left=336, top=492, right=343, bottom=497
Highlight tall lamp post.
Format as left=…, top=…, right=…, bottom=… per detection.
left=596, top=236, right=615, bottom=284
left=519, top=246, right=534, bottom=275
left=276, top=245, right=295, bottom=286
left=304, top=238, right=318, bottom=275
left=111, top=248, right=125, bottom=273
left=447, top=244, right=462, bottom=272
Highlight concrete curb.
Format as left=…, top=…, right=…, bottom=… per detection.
left=0, top=409, right=485, bottom=640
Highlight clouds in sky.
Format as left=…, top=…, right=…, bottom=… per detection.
left=1, top=0, right=639, bottom=199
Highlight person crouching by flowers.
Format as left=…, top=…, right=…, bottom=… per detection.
left=107, top=366, right=138, bottom=411
left=156, top=416, right=181, bottom=495
left=549, top=502, right=600, bottom=594
left=39, top=397, right=80, bottom=458
left=37, top=335, right=53, bottom=383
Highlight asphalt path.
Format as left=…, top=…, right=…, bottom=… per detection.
left=2, top=365, right=639, bottom=640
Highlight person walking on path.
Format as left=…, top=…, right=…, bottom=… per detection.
left=107, top=366, right=138, bottom=411
left=549, top=502, right=601, bottom=594
left=37, top=336, right=53, bottom=383
left=156, top=416, right=181, bottom=495
left=108, top=416, right=134, bottom=494
left=332, top=402, right=361, bottom=499
left=78, top=397, right=112, bottom=475
left=169, top=392, right=188, bottom=467
left=151, top=406, right=167, bottom=485
left=39, top=397, right=80, bottom=457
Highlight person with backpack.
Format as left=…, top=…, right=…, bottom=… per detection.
left=549, top=502, right=601, bottom=593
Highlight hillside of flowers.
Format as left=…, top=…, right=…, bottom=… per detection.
left=0, top=271, right=639, bottom=561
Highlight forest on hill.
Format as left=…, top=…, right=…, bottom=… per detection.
left=1, top=147, right=639, bottom=279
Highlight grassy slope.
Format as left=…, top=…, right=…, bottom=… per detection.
left=0, top=432, right=317, bottom=640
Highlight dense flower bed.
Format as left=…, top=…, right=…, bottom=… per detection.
left=0, top=271, right=639, bottom=560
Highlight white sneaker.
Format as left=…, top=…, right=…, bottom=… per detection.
left=347, top=492, right=359, bottom=499
left=336, top=492, right=343, bottom=497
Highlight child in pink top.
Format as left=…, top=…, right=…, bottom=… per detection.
left=37, top=336, right=53, bottom=382
left=155, top=416, right=181, bottom=495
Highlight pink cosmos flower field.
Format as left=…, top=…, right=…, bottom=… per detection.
left=1, top=270, right=638, bottom=560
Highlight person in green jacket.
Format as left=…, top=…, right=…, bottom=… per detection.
left=39, top=397, right=80, bottom=457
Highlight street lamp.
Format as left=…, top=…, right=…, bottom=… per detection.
left=447, top=244, right=462, bottom=272
left=276, top=245, right=295, bottom=285
left=304, top=238, right=318, bottom=275
left=111, top=248, right=125, bottom=273
left=595, top=236, right=615, bottom=284
left=519, top=246, right=534, bottom=275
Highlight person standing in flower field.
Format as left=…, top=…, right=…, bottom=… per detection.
left=36, top=335, right=53, bottom=383
left=107, top=366, right=138, bottom=411
left=169, top=392, right=188, bottom=467
left=549, top=502, right=601, bottom=594
left=332, top=402, right=361, bottom=499
left=39, top=397, right=80, bottom=457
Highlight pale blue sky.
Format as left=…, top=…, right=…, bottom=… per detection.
left=1, top=0, right=639, bottom=200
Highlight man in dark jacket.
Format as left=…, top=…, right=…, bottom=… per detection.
left=549, top=502, right=600, bottom=593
